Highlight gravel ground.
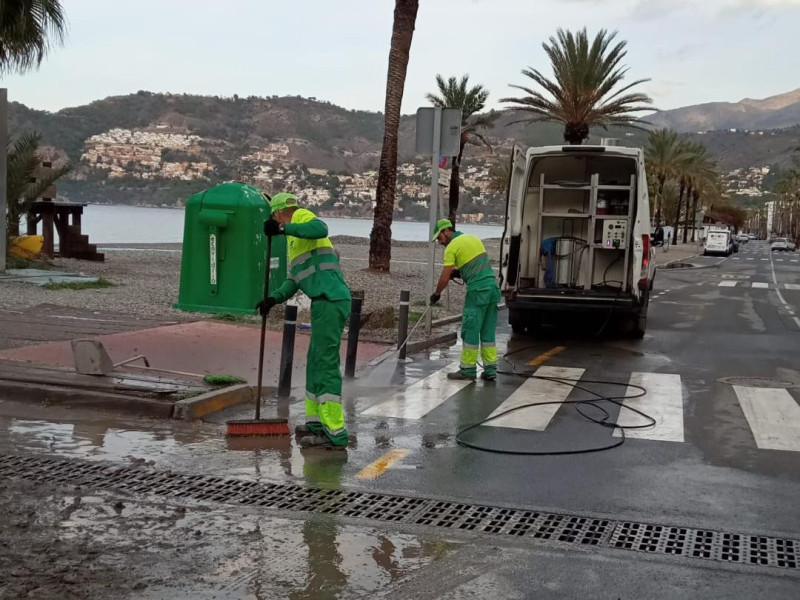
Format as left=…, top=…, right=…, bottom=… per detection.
left=0, top=238, right=500, bottom=345
left=0, top=237, right=689, bottom=345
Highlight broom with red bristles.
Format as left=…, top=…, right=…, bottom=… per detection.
left=227, top=228, right=290, bottom=437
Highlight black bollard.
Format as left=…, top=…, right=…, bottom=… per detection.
left=278, top=304, right=297, bottom=397
left=397, top=290, right=410, bottom=360
left=345, top=297, right=362, bottom=378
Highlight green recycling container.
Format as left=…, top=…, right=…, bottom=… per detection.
left=174, top=182, right=287, bottom=315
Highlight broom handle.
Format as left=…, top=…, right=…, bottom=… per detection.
left=255, top=234, right=272, bottom=420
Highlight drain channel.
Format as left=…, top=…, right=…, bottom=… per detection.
left=0, top=453, right=796, bottom=571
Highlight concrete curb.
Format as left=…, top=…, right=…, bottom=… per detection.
left=172, top=384, right=257, bottom=421
left=406, top=331, right=458, bottom=355
left=0, top=380, right=175, bottom=418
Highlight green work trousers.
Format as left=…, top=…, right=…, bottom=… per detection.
left=304, top=298, right=350, bottom=446
left=460, top=287, right=500, bottom=378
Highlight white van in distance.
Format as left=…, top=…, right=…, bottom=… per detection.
left=703, top=228, right=733, bottom=256
left=499, top=144, right=656, bottom=337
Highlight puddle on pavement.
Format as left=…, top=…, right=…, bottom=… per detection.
left=52, top=490, right=455, bottom=598
left=2, top=482, right=456, bottom=599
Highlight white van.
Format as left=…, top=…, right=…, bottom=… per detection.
left=703, top=228, right=732, bottom=256
left=499, top=145, right=656, bottom=337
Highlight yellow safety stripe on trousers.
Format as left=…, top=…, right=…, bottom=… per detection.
left=481, top=345, right=498, bottom=365
left=460, top=346, right=479, bottom=367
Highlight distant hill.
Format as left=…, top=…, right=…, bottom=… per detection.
left=648, top=88, right=800, bottom=133
left=6, top=91, right=800, bottom=213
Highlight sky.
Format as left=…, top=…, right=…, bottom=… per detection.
left=1, top=0, right=799, bottom=115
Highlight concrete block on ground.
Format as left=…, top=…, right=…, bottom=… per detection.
left=172, top=384, right=257, bottom=421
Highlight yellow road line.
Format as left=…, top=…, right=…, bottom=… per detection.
left=528, top=346, right=566, bottom=366
left=356, top=449, right=409, bottom=480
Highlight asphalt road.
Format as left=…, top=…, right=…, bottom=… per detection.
left=2, top=241, right=799, bottom=598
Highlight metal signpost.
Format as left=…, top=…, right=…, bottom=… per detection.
left=415, top=106, right=461, bottom=330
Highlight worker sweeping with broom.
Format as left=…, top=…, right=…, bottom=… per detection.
left=429, top=219, right=501, bottom=382
left=257, top=193, right=352, bottom=450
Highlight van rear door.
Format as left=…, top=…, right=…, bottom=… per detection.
left=499, top=146, right=528, bottom=291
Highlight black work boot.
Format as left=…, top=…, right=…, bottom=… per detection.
left=447, top=371, right=475, bottom=381
left=299, top=435, right=347, bottom=451
left=480, top=372, right=497, bottom=382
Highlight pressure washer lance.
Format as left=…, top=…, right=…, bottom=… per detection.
left=370, top=303, right=434, bottom=367
left=226, top=229, right=290, bottom=437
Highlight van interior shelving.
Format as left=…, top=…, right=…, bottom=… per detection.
left=516, top=159, right=636, bottom=297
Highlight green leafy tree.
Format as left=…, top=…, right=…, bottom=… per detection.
left=502, top=28, right=653, bottom=144
left=0, top=0, right=67, bottom=74
left=6, top=132, right=70, bottom=237
left=369, top=0, right=419, bottom=272
left=426, top=75, right=499, bottom=222
left=645, top=129, right=692, bottom=224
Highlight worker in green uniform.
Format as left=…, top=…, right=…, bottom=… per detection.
left=257, top=193, right=351, bottom=449
left=430, top=219, right=500, bottom=381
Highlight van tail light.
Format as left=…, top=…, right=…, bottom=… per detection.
left=639, top=234, right=650, bottom=290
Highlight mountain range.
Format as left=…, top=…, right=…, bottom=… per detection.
left=648, top=88, right=800, bottom=133
left=6, top=87, right=800, bottom=210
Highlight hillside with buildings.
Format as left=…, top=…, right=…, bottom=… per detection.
left=9, top=91, right=800, bottom=222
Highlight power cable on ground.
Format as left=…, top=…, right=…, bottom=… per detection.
left=455, top=346, right=656, bottom=455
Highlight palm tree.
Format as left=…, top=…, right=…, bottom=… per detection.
left=368, top=0, right=419, bottom=272
left=6, top=132, right=70, bottom=237
left=502, top=28, right=653, bottom=145
left=426, top=75, right=499, bottom=222
left=645, top=129, right=691, bottom=224
left=0, top=0, right=67, bottom=74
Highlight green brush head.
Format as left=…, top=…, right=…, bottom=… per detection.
left=203, top=374, right=247, bottom=386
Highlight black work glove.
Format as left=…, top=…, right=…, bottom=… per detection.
left=429, top=293, right=441, bottom=305
left=255, top=297, right=277, bottom=317
left=263, top=219, right=284, bottom=237
left=449, top=269, right=461, bottom=280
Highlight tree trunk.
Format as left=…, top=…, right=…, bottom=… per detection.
left=689, top=190, right=699, bottom=242
left=448, top=141, right=466, bottom=224
left=682, top=184, right=693, bottom=243
left=368, top=0, right=419, bottom=272
left=655, top=174, right=666, bottom=224
left=673, top=178, right=686, bottom=238
left=563, top=122, right=589, bottom=145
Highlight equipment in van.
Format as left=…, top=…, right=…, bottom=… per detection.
left=500, top=145, right=655, bottom=337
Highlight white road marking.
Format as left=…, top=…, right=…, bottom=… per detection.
left=751, top=282, right=769, bottom=289
left=732, top=257, right=740, bottom=260
left=785, top=284, right=800, bottom=291
left=733, top=386, right=800, bottom=452
left=746, top=258, right=755, bottom=260
left=776, top=259, right=784, bottom=262
left=614, top=373, right=684, bottom=442
left=718, top=281, right=737, bottom=287
left=769, top=252, right=800, bottom=331
left=761, top=258, right=769, bottom=261
left=485, top=366, right=585, bottom=430
left=361, top=361, right=473, bottom=420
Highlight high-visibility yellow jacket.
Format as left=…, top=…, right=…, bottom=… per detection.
left=271, top=208, right=351, bottom=303
left=443, top=232, right=498, bottom=293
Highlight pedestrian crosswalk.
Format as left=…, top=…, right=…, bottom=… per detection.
left=359, top=362, right=800, bottom=453
left=711, top=281, right=800, bottom=290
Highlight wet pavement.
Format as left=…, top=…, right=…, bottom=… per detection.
left=1, top=242, right=799, bottom=598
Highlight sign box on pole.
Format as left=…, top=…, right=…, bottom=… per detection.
left=415, top=107, right=462, bottom=157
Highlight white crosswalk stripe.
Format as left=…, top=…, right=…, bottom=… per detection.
left=718, top=281, right=737, bottom=287
left=485, top=366, right=584, bottom=430
left=751, top=282, right=769, bottom=289
left=785, top=284, right=800, bottom=290
left=361, top=361, right=472, bottom=419
left=360, top=362, right=800, bottom=453
left=613, top=373, right=684, bottom=442
left=733, top=386, right=800, bottom=452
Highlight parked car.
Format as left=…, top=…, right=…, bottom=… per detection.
left=747, top=234, right=757, bottom=240
left=737, top=234, right=749, bottom=245
left=771, top=238, right=796, bottom=252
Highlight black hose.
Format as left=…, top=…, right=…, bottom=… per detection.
left=455, top=348, right=656, bottom=455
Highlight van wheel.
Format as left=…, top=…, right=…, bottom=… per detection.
left=509, top=311, right=526, bottom=335
left=631, top=291, right=649, bottom=339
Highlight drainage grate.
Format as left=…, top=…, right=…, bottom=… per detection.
left=0, top=453, right=797, bottom=571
